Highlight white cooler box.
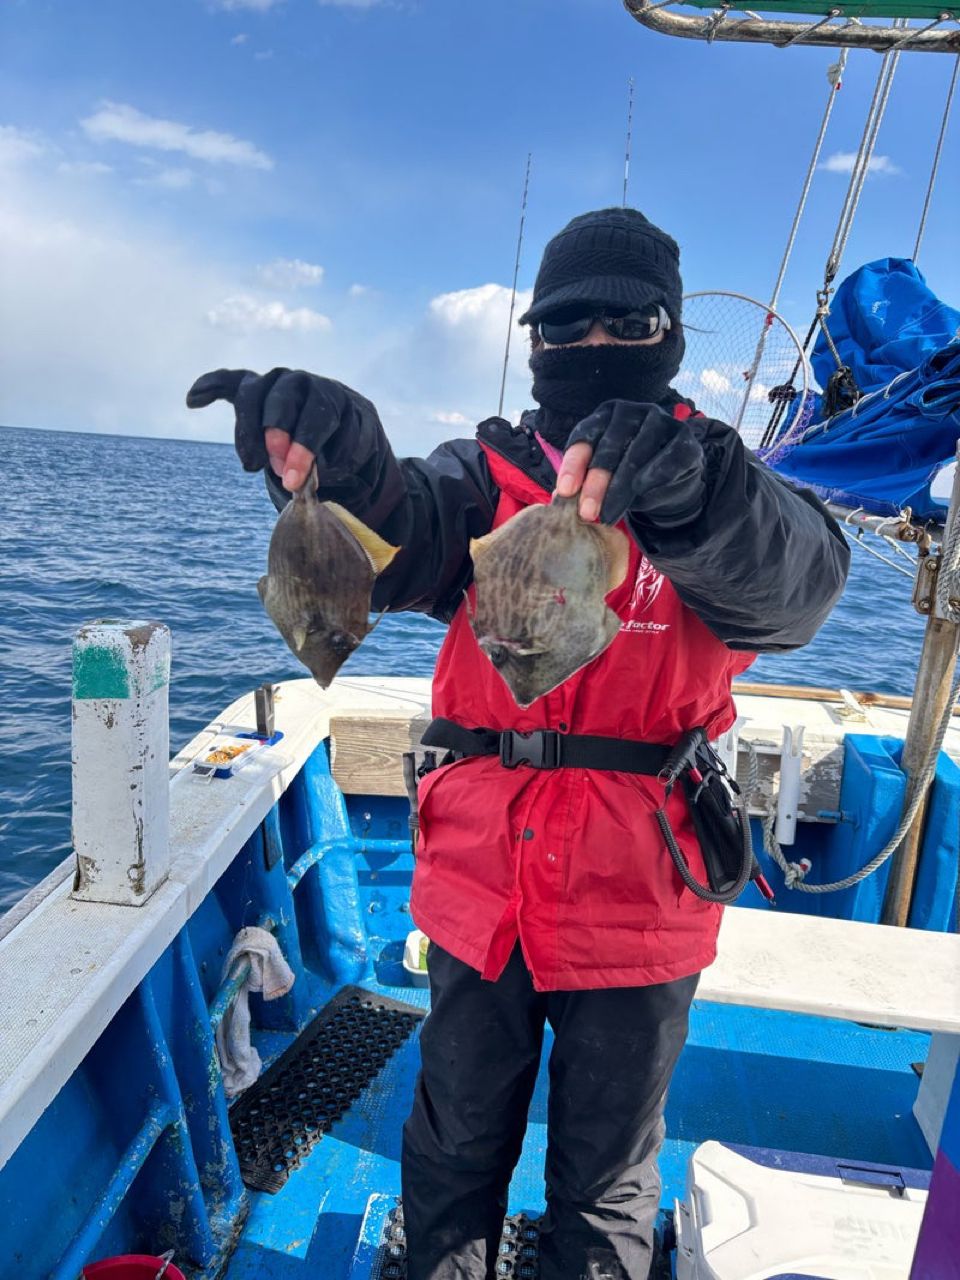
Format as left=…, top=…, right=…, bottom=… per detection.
left=675, top=1141, right=931, bottom=1280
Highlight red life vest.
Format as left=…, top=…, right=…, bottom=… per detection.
left=410, top=406, right=755, bottom=991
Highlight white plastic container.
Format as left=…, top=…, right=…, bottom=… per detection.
left=675, top=1141, right=929, bottom=1279
left=403, top=929, right=430, bottom=987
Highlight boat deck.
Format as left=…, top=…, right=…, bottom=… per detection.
left=222, top=971, right=932, bottom=1278
left=2, top=677, right=955, bottom=1278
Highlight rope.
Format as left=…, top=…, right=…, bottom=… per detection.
left=705, top=4, right=732, bottom=41
left=845, top=527, right=917, bottom=579
left=744, top=489, right=960, bottom=894
left=776, top=8, right=841, bottom=49
left=743, top=669, right=958, bottom=893
left=914, top=54, right=960, bottom=265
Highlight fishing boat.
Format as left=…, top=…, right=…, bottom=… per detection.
left=3, top=5, right=960, bottom=1278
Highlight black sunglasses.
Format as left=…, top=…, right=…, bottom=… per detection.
left=536, top=303, right=671, bottom=346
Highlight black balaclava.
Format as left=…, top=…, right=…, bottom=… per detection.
left=519, top=207, right=685, bottom=443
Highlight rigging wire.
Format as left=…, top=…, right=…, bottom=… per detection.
left=844, top=528, right=917, bottom=579
left=497, top=152, right=532, bottom=419
left=913, top=53, right=960, bottom=264
left=762, top=52, right=844, bottom=453
left=768, top=51, right=847, bottom=314
left=825, top=23, right=906, bottom=286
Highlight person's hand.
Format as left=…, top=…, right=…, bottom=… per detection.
left=186, top=368, right=351, bottom=492
left=555, top=399, right=706, bottom=528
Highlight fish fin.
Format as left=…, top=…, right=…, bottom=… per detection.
left=469, top=522, right=514, bottom=565
left=323, top=502, right=400, bottom=574
left=291, top=623, right=308, bottom=652
left=366, top=607, right=388, bottom=635
left=594, top=524, right=630, bottom=592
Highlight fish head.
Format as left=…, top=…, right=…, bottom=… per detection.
left=475, top=635, right=585, bottom=709
left=258, top=573, right=364, bottom=687
left=474, top=607, right=621, bottom=707
left=289, top=614, right=363, bottom=688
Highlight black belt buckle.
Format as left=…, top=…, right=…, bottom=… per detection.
left=500, top=729, right=561, bottom=769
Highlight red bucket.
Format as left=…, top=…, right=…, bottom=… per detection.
left=83, top=1257, right=186, bottom=1280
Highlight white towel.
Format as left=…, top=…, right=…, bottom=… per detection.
left=215, top=926, right=296, bottom=1098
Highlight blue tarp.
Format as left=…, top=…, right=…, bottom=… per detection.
left=811, top=258, right=960, bottom=392
left=767, top=259, right=960, bottom=519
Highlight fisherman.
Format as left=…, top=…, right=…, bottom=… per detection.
left=188, top=207, right=850, bottom=1280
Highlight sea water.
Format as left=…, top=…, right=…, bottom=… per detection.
left=0, top=423, right=927, bottom=910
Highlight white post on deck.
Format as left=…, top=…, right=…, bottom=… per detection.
left=71, top=621, right=171, bottom=906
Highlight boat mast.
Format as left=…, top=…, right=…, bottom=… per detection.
left=882, top=451, right=960, bottom=925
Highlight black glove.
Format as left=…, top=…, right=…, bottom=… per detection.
left=565, top=399, right=706, bottom=528
left=186, top=367, right=362, bottom=473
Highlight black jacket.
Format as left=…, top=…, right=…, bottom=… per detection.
left=265, top=394, right=850, bottom=652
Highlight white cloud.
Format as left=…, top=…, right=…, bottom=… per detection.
left=360, top=282, right=534, bottom=440
left=0, top=125, right=46, bottom=166
left=0, top=158, right=533, bottom=453
left=700, top=368, right=733, bottom=395
left=80, top=101, right=273, bottom=170
left=317, top=0, right=387, bottom=7
left=206, top=294, right=332, bottom=333
left=230, top=33, right=250, bottom=44
left=0, top=157, right=350, bottom=440
left=820, top=151, right=901, bottom=177
left=57, top=160, right=112, bottom=177
left=432, top=410, right=470, bottom=426
left=348, top=283, right=371, bottom=297
left=254, top=49, right=275, bottom=60
left=258, top=258, right=325, bottom=288
left=135, top=166, right=195, bottom=190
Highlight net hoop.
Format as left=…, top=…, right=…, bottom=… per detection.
left=679, top=290, right=812, bottom=451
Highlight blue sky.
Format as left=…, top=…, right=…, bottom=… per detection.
left=1, top=0, right=957, bottom=453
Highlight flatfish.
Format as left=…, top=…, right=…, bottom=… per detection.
left=469, top=495, right=629, bottom=707
left=258, top=467, right=399, bottom=686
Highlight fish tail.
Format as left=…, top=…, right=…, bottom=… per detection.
left=300, top=463, right=320, bottom=498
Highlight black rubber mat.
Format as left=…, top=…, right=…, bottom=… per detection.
left=375, top=1202, right=542, bottom=1279
left=229, top=986, right=424, bottom=1193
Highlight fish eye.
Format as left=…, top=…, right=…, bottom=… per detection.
left=328, top=629, right=357, bottom=656
left=486, top=644, right=509, bottom=668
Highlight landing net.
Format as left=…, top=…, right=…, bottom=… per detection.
left=678, top=291, right=811, bottom=452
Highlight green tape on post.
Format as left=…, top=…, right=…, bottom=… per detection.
left=72, top=643, right=131, bottom=700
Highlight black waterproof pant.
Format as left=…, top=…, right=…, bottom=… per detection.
left=401, top=943, right=698, bottom=1280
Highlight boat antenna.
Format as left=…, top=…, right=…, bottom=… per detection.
left=622, top=77, right=635, bottom=206
left=498, top=151, right=532, bottom=419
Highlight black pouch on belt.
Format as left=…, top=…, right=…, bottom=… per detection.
left=680, top=749, right=748, bottom=898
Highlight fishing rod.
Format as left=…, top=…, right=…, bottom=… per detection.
left=623, top=76, right=635, bottom=206
left=497, top=152, right=532, bottom=419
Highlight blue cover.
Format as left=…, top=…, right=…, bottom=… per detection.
left=811, top=258, right=960, bottom=393
left=766, top=259, right=960, bottom=519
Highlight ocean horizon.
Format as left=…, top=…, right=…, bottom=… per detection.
left=0, top=421, right=929, bottom=911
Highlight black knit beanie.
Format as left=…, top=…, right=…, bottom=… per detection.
left=519, top=207, right=683, bottom=327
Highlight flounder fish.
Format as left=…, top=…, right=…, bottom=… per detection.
left=469, top=494, right=630, bottom=707
left=258, top=467, right=399, bottom=686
